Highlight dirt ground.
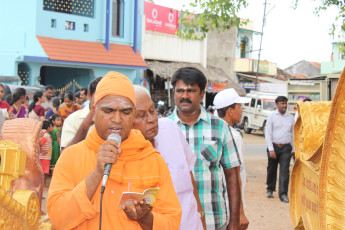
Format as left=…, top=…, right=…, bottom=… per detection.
left=243, top=132, right=293, bottom=230
left=42, top=131, right=294, bottom=229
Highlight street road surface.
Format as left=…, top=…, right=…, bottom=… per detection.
left=243, top=131, right=293, bottom=230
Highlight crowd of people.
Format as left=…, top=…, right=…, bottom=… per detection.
left=0, top=83, right=91, bottom=181
left=0, top=67, right=296, bottom=230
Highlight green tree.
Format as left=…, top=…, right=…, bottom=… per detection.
left=178, top=0, right=248, bottom=39
left=294, top=0, right=344, bottom=37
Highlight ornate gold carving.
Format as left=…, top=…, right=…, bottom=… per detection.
left=290, top=68, right=345, bottom=229
left=0, top=141, right=27, bottom=192
left=1, top=119, right=44, bottom=214
left=0, top=127, right=52, bottom=229
left=320, top=71, right=345, bottom=229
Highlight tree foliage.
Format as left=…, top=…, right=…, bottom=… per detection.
left=178, top=0, right=248, bottom=39
left=294, top=0, right=345, bottom=38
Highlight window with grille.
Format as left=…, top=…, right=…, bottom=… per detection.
left=240, top=36, right=248, bottom=58
left=51, top=19, right=56, bottom=28
left=43, top=0, right=94, bottom=18
left=18, top=63, right=30, bottom=86
left=65, top=21, right=75, bottom=30
left=112, top=0, right=123, bottom=37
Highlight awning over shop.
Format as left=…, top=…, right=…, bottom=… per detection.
left=6, top=84, right=44, bottom=95
left=146, top=60, right=245, bottom=95
left=0, top=76, right=20, bottom=82
left=36, top=36, right=147, bottom=68
left=237, top=73, right=286, bottom=84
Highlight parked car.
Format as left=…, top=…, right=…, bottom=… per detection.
left=241, top=91, right=281, bottom=135
left=1, top=83, right=44, bottom=100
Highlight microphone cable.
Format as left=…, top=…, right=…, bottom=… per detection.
left=99, top=186, right=105, bottom=230
left=99, top=133, right=121, bottom=230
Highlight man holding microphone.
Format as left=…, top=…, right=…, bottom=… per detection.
left=47, top=72, right=181, bottom=229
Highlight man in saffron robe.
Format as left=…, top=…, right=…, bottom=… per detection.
left=47, top=72, right=182, bottom=230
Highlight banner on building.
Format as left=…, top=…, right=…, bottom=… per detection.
left=144, top=2, right=179, bottom=35
left=240, top=82, right=259, bottom=89
left=253, top=60, right=269, bottom=74
left=260, top=83, right=287, bottom=95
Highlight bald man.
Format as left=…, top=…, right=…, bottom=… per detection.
left=133, top=86, right=206, bottom=230
left=47, top=72, right=181, bottom=230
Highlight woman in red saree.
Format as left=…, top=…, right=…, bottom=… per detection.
left=57, top=92, right=81, bottom=124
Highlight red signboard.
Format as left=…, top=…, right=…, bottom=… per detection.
left=144, top=2, right=179, bottom=35
left=207, top=82, right=228, bottom=92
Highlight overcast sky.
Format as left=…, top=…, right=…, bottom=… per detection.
left=153, top=0, right=338, bottom=69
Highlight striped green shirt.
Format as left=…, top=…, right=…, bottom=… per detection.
left=169, top=106, right=240, bottom=230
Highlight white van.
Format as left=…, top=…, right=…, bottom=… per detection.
left=241, top=91, right=280, bottom=135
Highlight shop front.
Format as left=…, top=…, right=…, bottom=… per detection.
left=144, top=60, right=245, bottom=109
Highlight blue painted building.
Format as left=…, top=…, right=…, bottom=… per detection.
left=0, top=0, right=146, bottom=88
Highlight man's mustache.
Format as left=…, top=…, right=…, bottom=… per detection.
left=180, top=98, right=192, bottom=104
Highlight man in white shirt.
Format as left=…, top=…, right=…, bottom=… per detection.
left=213, top=88, right=250, bottom=230
left=60, top=78, right=102, bottom=150
left=265, top=96, right=295, bottom=203
left=80, top=87, right=89, bottom=108
left=41, top=85, right=55, bottom=112
left=132, top=85, right=205, bottom=230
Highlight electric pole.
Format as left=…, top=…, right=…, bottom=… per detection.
left=255, top=0, right=267, bottom=91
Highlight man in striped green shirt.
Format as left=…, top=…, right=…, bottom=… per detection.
left=168, top=67, right=241, bottom=230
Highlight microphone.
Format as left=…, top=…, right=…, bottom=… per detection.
left=101, top=133, right=121, bottom=193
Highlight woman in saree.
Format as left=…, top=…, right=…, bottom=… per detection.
left=46, top=97, right=60, bottom=119
left=9, top=88, right=27, bottom=119
left=57, top=92, right=81, bottom=124
left=28, top=91, right=46, bottom=121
